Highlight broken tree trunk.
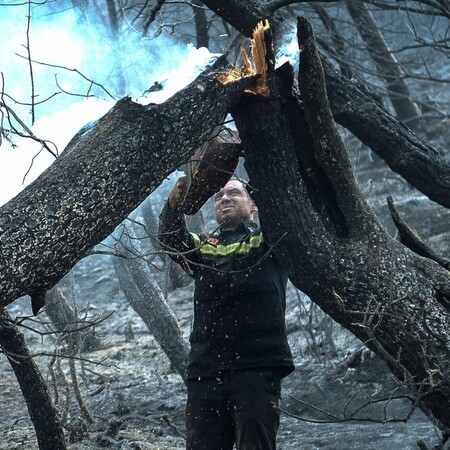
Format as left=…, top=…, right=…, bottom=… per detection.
left=200, top=0, right=450, bottom=209
left=0, top=56, right=254, bottom=310
left=231, top=16, right=450, bottom=434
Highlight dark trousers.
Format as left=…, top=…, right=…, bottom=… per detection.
left=185, top=368, right=281, bottom=450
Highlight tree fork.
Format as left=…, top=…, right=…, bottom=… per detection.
left=200, top=0, right=450, bottom=209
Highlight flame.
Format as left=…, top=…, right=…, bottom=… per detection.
left=217, top=20, right=271, bottom=96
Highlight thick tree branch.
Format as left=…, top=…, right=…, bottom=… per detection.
left=297, top=16, right=381, bottom=239
left=0, top=57, right=256, bottom=309
left=323, top=60, right=450, bottom=209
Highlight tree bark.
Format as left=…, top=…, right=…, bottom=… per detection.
left=0, top=57, right=254, bottom=309
left=0, top=308, right=67, bottom=450
left=192, top=0, right=210, bottom=48
left=231, top=16, right=450, bottom=433
left=323, top=60, right=450, bottom=209
left=112, top=225, right=189, bottom=381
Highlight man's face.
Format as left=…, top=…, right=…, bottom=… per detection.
left=214, top=180, right=256, bottom=230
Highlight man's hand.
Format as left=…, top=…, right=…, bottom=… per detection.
left=168, top=176, right=188, bottom=209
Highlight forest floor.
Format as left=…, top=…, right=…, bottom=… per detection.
left=2, top=148, right=449, bottom=450
left=0, top=268, right=444, bottom=450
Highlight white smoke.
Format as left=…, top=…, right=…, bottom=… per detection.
left=0, top=3, right=218, bottom=206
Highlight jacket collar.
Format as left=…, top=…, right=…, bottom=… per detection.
left=219, top=220, right=259, bottom=236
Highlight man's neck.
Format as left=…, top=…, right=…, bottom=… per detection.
left=220, top=220, right=244, bottom=232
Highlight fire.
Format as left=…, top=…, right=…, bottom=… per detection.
left=217, top=20, right=272, bottom=96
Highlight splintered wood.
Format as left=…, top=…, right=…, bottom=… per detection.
left=217, top=20, right=272, bottom=96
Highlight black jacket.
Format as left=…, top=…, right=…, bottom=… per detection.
left=159, top=202, right=294, bottom=380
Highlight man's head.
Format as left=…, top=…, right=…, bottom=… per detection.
left=214, top=180, right=257, bottom=230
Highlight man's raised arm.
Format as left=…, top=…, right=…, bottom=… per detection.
left=158, top=176, right=199, bottom=276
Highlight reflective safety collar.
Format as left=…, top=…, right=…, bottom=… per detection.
left=190, top=231, right=264, bottom=256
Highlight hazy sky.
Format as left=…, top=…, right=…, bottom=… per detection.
left=0, top=4, right=216, bottom=207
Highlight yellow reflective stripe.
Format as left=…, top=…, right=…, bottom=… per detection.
left=190, top=232, right=202, bottom=247
left=199, top=233, right=264, bottom=256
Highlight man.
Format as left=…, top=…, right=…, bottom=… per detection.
left=159, top=176, right=294, bottom=450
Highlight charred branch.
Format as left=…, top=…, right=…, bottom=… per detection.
left=199, top=0, right=289, bottom=44
left=0, top=57, right=256, bottom=309
left=387, top=196, right=450, bottom=271
left=232, top=15, right=450, bottom=433
left=297, top=16, right=382, bottom=240
left=199, top=0, right=450, bottom=209
left=323, top=60, right=450, bottom=209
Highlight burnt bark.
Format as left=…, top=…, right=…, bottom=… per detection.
left=387, top=196, right=450, bottom=272
left=200, top=0, right=289, bottom=44
left=0, top=57, right=254, bottom=310
left=232, top=16, right=450, bottom=433
left=323, top=61, right=450, bottom=209
left=0, top=308, right=67, bottom=450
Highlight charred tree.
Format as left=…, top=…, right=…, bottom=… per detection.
left=0, top=57, right=253, bottom=449
left=0, top=1, right=449, bottom=445
left=230, top=17, right=450, bottom=434
left=200, top=0, right=450, bottom=207
left=112, top=224, right=189, bottom=381
left=0, top=308, right=67, bottom=450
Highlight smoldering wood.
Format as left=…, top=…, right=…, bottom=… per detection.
left=0, top=57, right=255, bottom=309
left=232, top=16, right=450, bottom=434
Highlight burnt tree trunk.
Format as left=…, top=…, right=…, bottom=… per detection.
left=0, top=1, right=449, bottom=444
left=231, top=17, right=450, bottom=433
left=112, top=224, right=189, bottom=381
left=0, top=57, right=252, bottom=449
left=200, top=0, right=450, bottom=209
left=0, top=308, right=67, bottom=450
